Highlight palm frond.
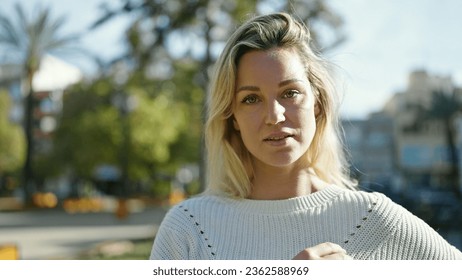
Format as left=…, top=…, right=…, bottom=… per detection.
left=44, top=35, right=79, bottom=51
left=14, top=3, right=29, bottom=35
left=0, top=2, right=78, bottom=67
left=0, top=14, right=22, bottom=48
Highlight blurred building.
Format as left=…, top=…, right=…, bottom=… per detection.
left=343, top=112, right=396, bottom=193
left=344, top=69, right=462, bottom=231
left=346, top=70, right=459, bottom=191
left=0, top=55, right=82, bottom=155
left=384, top=70, right=457, bottom=191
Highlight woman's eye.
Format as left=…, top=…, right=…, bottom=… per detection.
left=242, top=95, right=259, bottom=104
left=283, top=90, right=300, bottom=99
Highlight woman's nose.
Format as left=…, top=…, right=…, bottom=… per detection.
left=265, top=99, right=286, bottom=125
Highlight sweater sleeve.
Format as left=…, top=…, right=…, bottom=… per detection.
left=372, top=197, right=462, bottom=260
left=150, top=222, right=190, bottom=260
left=149, top=203, right=212, bottom=260
left=149, top=204, right=196, bottom=260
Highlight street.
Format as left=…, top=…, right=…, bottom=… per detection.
left=0, top=206, right=168, bottom=260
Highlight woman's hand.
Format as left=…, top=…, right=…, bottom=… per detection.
left=292, top=242, right=352, bottom=260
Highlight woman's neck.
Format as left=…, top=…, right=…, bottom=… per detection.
left=249, top=163, right=321, bottom=200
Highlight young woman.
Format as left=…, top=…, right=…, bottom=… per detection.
left=150, top=13, right=462, bottom=260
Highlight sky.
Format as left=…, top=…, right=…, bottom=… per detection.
left=2, top=0, right=462, bottom=119
left=329, top=0, right=462, bottom=119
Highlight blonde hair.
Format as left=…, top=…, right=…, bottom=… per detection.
left=205, top=13, right=356, bottom=198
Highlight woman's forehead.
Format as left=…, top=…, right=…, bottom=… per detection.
left=236, top=48, right=307, bottom=85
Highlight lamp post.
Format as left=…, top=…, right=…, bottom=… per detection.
left=113, top=91, right=138, bottom=219
left=112, top=65, right=137, bottom=219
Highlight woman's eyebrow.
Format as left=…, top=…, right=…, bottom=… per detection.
left=279, top=79, right=304, bottom=87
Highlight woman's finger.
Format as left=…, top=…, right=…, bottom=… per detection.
left=322, top=252, right=353, bottom=260
left=293, top=242, right=351, bottom=260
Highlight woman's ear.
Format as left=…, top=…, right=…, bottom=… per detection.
left=233, top=117, right=240, bottom=131
left=311, top=86, right=322, bottom=118
left=314, top=102, right=321, bottom=118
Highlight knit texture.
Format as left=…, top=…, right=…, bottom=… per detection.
left=150, top=185, right=462, bottom=260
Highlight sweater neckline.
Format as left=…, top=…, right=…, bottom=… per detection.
left=219, top=185, right=346, bottom=214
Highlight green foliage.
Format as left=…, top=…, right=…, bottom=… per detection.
left=52, top=70, right=192, bottom=186
left=0, top=91, right=25, bottom=174
left=33, top=151, right=63, bottom=180
left=127, top=87, right=187, bottom=179
left=52, top=78, right=120, bottom=179
left=151, top=180, right=171, bottom=200
left=166, top=61, right=204, bottom=164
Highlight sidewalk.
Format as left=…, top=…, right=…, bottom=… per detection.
left=0, top=206, right=168, bottom=259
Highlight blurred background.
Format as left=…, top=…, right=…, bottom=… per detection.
left=0, top=0, right=461, bottom=259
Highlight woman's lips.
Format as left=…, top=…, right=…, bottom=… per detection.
left=263, top=133, right=294, bottom=142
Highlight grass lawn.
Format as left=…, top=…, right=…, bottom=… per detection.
left=79, top=238, right=154, bottom=260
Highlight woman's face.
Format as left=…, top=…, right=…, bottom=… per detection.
left=233, top=48, right=318, bottom=170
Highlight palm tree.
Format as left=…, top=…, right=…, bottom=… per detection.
left=0, top=3, right=77, bottom=204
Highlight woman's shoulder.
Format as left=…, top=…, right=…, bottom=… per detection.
left=338, top=186, right=396, bottom=205
left=162, top=194, right=229, bottom=220
left=348, top=187, right=437, bottom=229
left=335, top=186, right=410, bottom=223
left=176, top=193, right=229, bottom=209
left=333, top=185, right=391, bottom=206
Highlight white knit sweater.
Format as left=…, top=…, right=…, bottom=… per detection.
left=150, top=185, right=462, bottom=260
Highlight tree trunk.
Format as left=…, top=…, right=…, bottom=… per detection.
left=22, top=69, right=35, bottom=206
